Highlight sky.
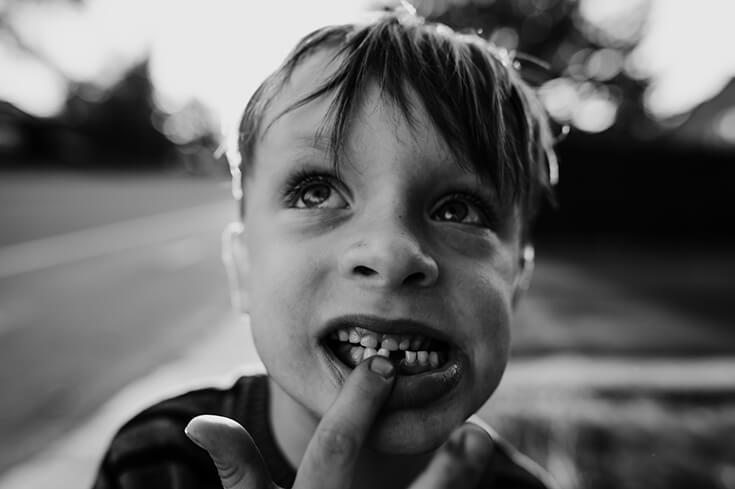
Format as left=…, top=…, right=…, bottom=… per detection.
left=627, top=0, right=735, bottom=119
left=2, top=0, right=735, bottom=142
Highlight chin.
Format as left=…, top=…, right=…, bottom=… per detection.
left=364, top=391, right=474, bottom=455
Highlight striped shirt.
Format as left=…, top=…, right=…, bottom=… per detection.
left=92, top=375, right=554, bottom=489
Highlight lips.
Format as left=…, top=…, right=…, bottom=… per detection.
left=320, top=314, right=463, bottom=410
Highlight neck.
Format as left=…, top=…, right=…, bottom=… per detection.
left=268, top=378, right=432, bottom=489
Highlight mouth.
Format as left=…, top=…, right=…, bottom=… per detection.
left=320, top=315, right=463, bottom=410
left=324, top=323, right=450, bottom=375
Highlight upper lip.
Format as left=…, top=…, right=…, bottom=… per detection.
left=322, top=314, right=453, bottom=345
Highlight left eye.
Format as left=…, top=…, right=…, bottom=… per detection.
left=293, top=178, right=348, bottom=209
left=431, top=196, right=489, bottom=227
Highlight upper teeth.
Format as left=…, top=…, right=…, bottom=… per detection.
left=332, top=327, right=432, bottom=352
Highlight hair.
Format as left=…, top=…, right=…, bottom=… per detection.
left=233, top=8, right=558, bottom=235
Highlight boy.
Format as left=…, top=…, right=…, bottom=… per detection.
left=93, top=7, right=560, bottom=489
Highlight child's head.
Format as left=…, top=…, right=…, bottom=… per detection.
left=225, top=9, right=558, bottom=455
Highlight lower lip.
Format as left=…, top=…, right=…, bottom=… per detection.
left=323, top=345, right=464, bottom=411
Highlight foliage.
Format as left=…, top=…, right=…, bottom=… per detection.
left=427, top=0, right=654, bottom=138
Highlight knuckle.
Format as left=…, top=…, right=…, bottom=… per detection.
left=463, top=428, right=494, bottom=467
left=214, top=461, right=246, bottom=489
left=444, top=452, right=473, bottom=477
left=314, top=425, right=359, bottom=465
left=436, top=458, right=467, bottom=482
left=352, top=379, right=373, bottom=397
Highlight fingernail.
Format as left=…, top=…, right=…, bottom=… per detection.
left=184, top=423, right=204, bottom=448
left=369, top=355, right=395, bottom=378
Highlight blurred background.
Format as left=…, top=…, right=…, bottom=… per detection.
left=1, top=0, right=734, bottom=488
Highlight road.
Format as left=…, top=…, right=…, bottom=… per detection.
left=0, top=171, right=235, bottom=474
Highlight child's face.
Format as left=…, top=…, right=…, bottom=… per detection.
left=235, top=51, right=527, bottom=454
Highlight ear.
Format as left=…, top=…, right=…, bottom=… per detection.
left=512, top=244, right=534, bottom=307
left=222, top=221, right=249, bottom=314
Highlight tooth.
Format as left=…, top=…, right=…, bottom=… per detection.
left=349, top=346, right=365, bottom=364
left=363, top=347, right=378, bottom=360
left=377, top=348, right=390, bottom=358
left=429, top=351, right=439, bottom=368
left=417, top=351, right=429, bottom=366
left=360, top=335, right=378, bottom=348
left=405, top=351, right=416, bottom=365
left=349, top=329, right=361, bottom=343
left=381, top=336, right=399, bottom=351
left=398, top=336, right=411, bottom=350
left=338, top=329, right=349, bottom=342
left=410, top=335, right=424, bottom=351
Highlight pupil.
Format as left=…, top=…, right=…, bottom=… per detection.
left=443, top=202, right=467, bottom=221
left=302, top=184, right=330, bottom=207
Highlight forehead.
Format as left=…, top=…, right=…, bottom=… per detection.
left=256, top=49, right=456, bottom=171
left=261, top=49, right=344, bottom=139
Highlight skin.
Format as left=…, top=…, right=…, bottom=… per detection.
left=186, top=358, right=496, bottom=489
left=190, top=48, right=533, bottom=489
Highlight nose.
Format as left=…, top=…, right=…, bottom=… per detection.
left=339, top=228, right=439, bottom=289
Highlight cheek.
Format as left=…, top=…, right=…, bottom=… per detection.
left=466, top=279, right=511, bottom=361
left=450, top=261, right=514, bottom=396
left=245, top=235, right=343, bottom=416
left=246, top=234, right=330, bottom=356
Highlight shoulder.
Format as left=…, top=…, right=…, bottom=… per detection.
left=92, top=374, right=267, bottom=489
left=468, top=415, right=559, bottom=489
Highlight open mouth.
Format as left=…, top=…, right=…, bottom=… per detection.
left=323, top=318, right=452, bottom=376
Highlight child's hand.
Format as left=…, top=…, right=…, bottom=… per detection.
left=185, top=356, right=494, bottom=488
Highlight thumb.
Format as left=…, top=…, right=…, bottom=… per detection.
left=185, top=414, right=272, bottom=489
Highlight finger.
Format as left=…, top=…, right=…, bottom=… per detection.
left=294, top=355, right=396, bottom=489
left=409, top=423, right=494, bottom=489
left=185, top=414, right=273, bottom=489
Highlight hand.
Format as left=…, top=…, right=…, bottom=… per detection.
left=185, top=356, right=494, bottom=489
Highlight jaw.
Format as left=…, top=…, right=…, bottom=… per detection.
left=260, top=311, right=504, bottom=456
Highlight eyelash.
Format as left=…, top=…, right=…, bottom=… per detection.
left=282, top=169, right=342, bottom=207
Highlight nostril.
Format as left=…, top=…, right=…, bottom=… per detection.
left=403, top=272, right=427, bottom=286
left=354, top=265, right=377, bottom=277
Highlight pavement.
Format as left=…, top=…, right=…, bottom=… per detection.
left=2, top=309, right=734, bottom=489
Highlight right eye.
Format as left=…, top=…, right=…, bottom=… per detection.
left=285, top=172, right=348, bottom=209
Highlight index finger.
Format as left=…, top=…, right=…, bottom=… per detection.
left=294, top=355, right=396, bottom=489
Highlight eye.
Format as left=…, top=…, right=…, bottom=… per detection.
left=431, top=194, right=494, bottom=228
left=285, top=171, right=348, bottom=209
left=298, top=182, right=333, bottom=208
